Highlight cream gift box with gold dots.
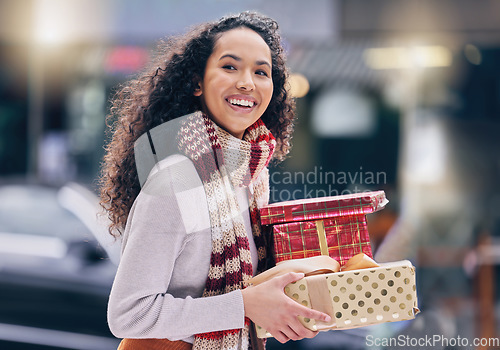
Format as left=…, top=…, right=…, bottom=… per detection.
left=255, top=260, right=420, bottom=338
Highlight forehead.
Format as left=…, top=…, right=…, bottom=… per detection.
left=212, top=27, right=271, bottom=61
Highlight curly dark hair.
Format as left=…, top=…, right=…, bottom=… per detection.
left=99, top=11, right=296, bottom=237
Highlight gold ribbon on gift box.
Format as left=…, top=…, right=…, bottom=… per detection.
left=315, top=220, right=329, bottom=256
left=245, top=253, right=379, bottom=287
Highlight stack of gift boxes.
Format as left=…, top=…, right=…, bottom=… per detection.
left=254, top=191, right=419, bottom=338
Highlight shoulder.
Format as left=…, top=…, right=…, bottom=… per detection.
left=139, top=154, right=210, bottom=234
left=144, top=154, right=201, bottom=192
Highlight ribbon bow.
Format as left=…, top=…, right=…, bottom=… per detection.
left=245, top=253, right=379, bottom=287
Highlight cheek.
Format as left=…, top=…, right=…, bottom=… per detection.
left=261, top=82, right=274, bottom=106
left=206, top=76, right=232, bottom=100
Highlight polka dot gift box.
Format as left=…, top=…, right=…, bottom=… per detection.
left=247, top=255, right=420, bottom=338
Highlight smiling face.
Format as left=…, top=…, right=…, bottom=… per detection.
left=194, top=27, right=273, bottom=139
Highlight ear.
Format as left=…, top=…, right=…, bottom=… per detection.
left=193, top=79, right=202, bottom=97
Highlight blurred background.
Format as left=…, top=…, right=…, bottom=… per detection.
left=1, top=0, right=499, bottom=349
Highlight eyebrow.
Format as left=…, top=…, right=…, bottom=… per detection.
left=219, top=54, right=271, bottom=68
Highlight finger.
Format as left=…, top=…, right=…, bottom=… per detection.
left=273, top=331, right=290, bottom=344
left=279, top=325, right=302, bottom=342
left=305, top=330, right=319, bottom=339
left=287, top=318, right=318, bottom=339
left=291, top=301, right=332, bottom=323
left=276, top=272, right=305, bottom=287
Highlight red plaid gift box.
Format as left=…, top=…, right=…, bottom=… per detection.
left=260, top=191, right=388, bottom=266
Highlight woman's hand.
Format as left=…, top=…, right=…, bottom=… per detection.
left=241, top=272, right=331, bottom=344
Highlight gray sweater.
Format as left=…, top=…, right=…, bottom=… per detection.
left=108, top=154, right=259, bottom=343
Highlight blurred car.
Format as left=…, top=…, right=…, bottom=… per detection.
left=0, top=183, right=121, bottom=350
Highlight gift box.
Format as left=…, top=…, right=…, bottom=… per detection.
left=254, top=259, right=419, bottom=338
left=260, top=191, right=388, bottom=266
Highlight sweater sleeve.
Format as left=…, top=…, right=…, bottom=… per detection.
left=107, top=155, right=246, bottom=341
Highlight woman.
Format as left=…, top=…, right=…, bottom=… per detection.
left=100, top=11, right=330, bottom=350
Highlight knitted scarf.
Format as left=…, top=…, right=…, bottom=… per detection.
left=176, top=111, right=275, bottom=350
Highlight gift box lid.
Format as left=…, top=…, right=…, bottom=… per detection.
left=260, top=191, right=388, bottom=226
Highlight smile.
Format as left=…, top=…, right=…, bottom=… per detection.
left=227, top=98, right=256, bottom=108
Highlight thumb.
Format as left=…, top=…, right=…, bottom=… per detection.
left=276, top=272, right=305, bottom=288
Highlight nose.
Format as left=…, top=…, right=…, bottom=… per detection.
left=236, top=70, right=255, bottom=91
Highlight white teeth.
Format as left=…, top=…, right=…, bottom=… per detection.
left=229, top=98, right=254, bottom=107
